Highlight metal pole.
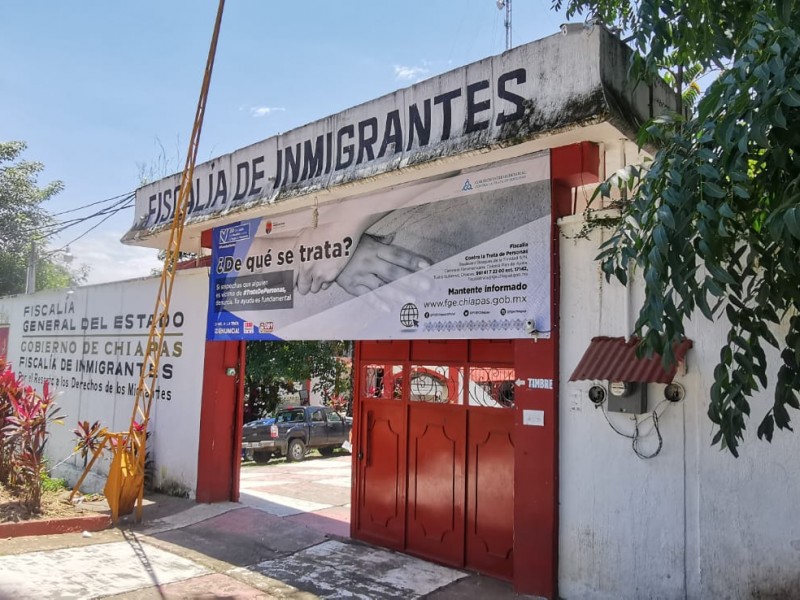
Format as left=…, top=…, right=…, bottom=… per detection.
left=25, top=240, right=37, bottom=294
left=505, top=0, right=512, bottom=51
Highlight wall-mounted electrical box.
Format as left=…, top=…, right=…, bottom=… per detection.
left=607, top=381, right=647, bottom=414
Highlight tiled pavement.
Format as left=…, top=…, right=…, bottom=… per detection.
left=0, top=454, right=531, bottom=599
left=238, top=454, right=353, bottom=538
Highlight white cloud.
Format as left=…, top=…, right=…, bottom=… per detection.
left=69, top=231, right=163, bottom=285
left=394, top=64, right=429, bottom=81
left=250, top=106, right=286, bottom=118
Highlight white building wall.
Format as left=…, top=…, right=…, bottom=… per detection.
left=558, top=220, right=800, bottom=599
left=0, top=269, right=208, bottom=497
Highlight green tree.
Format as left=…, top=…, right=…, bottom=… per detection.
left=553, top=0, right=800, bottom=455
left=244, top=340, right=352, bottom=420
left=0, top=141, right=81, bottom=296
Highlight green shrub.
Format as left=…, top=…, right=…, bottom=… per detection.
left=41, top=472, right=66, bottom=492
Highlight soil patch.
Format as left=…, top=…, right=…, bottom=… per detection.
left=0, top=483, right=94, bottom=523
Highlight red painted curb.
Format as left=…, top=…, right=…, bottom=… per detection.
left=0, top=513, right=112, bottom=538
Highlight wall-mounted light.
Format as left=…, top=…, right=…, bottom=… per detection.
left=664, top=382, right=685, bottom=402
left=588, top=385, right=606, bottom=406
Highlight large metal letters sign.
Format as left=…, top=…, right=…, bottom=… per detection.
left=207, top=153, right=551, bottom=341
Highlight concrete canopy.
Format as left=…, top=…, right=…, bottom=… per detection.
left=123, top=24, right=676, bottom=253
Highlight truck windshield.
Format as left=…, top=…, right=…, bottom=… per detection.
left=276, top=409, right=305, bottom=423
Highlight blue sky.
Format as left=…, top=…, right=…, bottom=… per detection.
left=1, top=0, right=567, bottom=284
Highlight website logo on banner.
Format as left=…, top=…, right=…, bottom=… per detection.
left=458, top=167, right=528, bottom=195
left=218, top=223, right=251, bottom=247
left=399, top=303, right=420, bottom=328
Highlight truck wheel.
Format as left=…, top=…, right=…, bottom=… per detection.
left=287, top=439, right=306, bottom=463
left=252, top=451, right=272, bottom=464
left=319, top=446, right=335, bottom=457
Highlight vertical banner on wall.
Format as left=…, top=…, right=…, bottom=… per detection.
left=208, top=153, right=551, bottom=341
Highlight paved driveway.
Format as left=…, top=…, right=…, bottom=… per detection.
left=0, top=455, right=521, bottom=599
left=239, top=453, right=352, bottom=538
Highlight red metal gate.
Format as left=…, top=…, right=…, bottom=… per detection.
left=356, top=396, right=406, bottom=548
left=407, top=401, right=467, bottom=566
left=353, top=340, right=516, bottom=580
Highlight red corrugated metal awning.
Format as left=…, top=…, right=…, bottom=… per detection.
left=569, top=336, right=692, bottom=384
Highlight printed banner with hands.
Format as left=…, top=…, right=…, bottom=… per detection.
left=335, top=233, right=432, bottom=297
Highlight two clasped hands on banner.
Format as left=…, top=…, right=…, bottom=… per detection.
left=293, top=213, right=432, bottom=299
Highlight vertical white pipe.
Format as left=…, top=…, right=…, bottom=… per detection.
left=620, top=142, right=632, bottom=341
left=25, top=240, right=37, bottom=294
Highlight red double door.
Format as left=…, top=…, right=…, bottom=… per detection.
left=352, top=340, right=516, bottom=581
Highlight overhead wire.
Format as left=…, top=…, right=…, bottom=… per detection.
left=11, top=190, right=137, bottom=262
left=27, top=192, right=134, bottom=230
left=51, top=191, right=134, bottom=217
left=23, top=192, right=135, bottom=242
left=51, top=205, right=126, bottom=252
left=36, top=195, right=133, bottom=232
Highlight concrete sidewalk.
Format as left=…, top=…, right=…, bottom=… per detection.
left=0, top=489, right=532, bottom=599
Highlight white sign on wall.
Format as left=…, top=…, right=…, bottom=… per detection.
left=0, top=270, right=209, bottom=495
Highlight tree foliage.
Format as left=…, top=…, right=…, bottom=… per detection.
left=244, top=341, right=352, bottom=420
left=553, top=0, right=800, bottom=455
left=0, top=141, right=82, bottom=296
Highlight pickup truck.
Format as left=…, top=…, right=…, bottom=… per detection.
left=242, top=405, right=352, bottom=463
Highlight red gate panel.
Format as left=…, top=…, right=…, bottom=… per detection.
left=353, top=340, right=521, bottom=585
left=466, top=407, right=515, bottom=580
left=356, top=398, right=406, bottom=549
left=406, top=403, right=466, bottom=566
left=196, top=340, right=245, bottom=503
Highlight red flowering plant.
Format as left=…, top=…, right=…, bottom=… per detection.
left=72, top=420, right=104, bottom=467
left=0, top=357, right=19, bottom=484
left=2, top=368, right=64, bottom=511
left=328, top=393, right=348, bottom=413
